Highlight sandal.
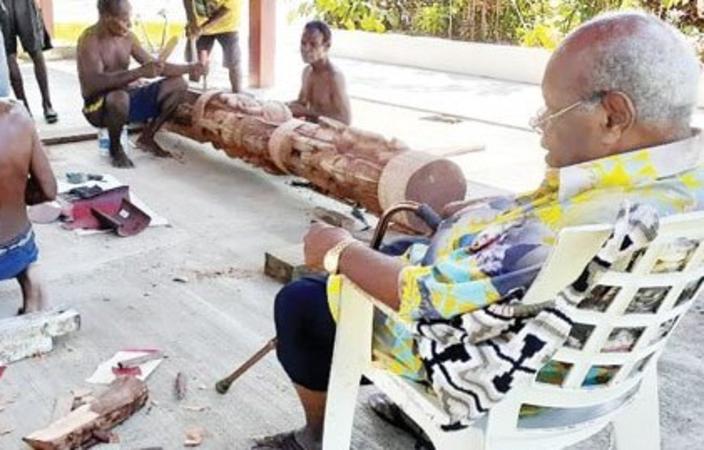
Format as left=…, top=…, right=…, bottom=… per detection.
left=368, top=392, right=435, bottom=450
left=251, top=430, right=311, bottom=450
left=44, top=108, right=58, bottom=124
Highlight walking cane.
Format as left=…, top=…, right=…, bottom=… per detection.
left=214, top=202, right=442, bottom=394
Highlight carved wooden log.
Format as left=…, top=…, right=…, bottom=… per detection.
left=23, top=377, right=148, bottom=450
left=167, top=91, right=467, bottom=232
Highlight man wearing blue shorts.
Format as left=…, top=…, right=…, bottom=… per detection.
left=77, top=0, right=204, bottom=168
left=0, top=95, right=56, bottom=314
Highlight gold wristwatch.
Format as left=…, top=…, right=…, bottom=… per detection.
left=323, top=239, right=357, bottom=274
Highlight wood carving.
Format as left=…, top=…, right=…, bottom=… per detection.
left=23, top=377, right=148, bottom=450
left=167, top=91, right=467, bottom=232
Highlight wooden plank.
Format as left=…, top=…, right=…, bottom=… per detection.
left=0, top=309, right=80, bottom=365
left=40, top=127, right=96, bottom=147
left=23, top=377, right=148, bottom=450
left=264, top=244, right=324, bottom=284
left=40, top=125, right=145, bottom=147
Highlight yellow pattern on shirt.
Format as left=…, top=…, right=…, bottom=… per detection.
left=327, top=133, right=704, bottom=381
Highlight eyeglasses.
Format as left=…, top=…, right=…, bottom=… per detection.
left=530, top=93, right=605, bottom=133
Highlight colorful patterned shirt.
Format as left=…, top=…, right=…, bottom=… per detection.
left=328, top=130, right=704, bottom=381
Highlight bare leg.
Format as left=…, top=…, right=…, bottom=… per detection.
left=136, top=76, right=187, bottom=157
left=16, top=264, right=47, bottom=314
left=229, top=66, right=241, bottom=93
left=103, top=90, right=134, bottom=168
left=7, top=54, right=30, bottom=114
left=28, top=50, right=57, bottom=123
left=293, top=384, right=325, bottom=447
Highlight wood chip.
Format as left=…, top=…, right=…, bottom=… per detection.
left=184, top=427, right=205, bottom=447
left=181, top=405, right=208, bottom=412
left=174, top=372, right=187, bottom=401
left=0, top=426, right=14, bottom=436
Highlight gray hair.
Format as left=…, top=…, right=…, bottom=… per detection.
left=570, top=11, right=701, bottom=127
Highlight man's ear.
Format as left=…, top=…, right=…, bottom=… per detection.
left=601, top=91, right=636, bottom=144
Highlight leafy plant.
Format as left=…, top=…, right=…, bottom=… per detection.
left=296, top=0, right=704, bottom=60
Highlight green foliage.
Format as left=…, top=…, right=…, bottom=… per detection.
left=295, top=0, right=388, bottom=32
left=297, top=0, right=704, bottom=58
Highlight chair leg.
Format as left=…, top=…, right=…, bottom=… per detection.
left=612, top=365, right=661, bottom=450
left=429, top=426, right=486, bottom=450
left=322, top=282, right=375, bottom=450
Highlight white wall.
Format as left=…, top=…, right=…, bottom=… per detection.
left=330, top=29, right=704, bottom=107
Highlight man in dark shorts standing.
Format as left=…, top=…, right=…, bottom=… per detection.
left=183, top=0, right=241, bottom=93
left=0, top=0, right=57, bottom=123
left=77, top=0, right=204, bottom=168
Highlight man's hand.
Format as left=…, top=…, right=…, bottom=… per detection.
left=140, top=61, right=164, bottom=79
left=186, top=22, right=202, bottom=39
left=304, top=222, right=353, bottom=269
left=287, top=102, right=308, bottom=118
left=188, top=62, right=206, bottom=80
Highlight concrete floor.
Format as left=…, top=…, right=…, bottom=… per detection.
left=1, top=51, right=703, bottom=449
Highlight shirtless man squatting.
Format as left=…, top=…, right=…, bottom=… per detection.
left=77, top=0, right=204, bottom=168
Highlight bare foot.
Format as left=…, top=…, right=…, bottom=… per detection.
left=137, top=134, right=172, bottom=158
left=110, top=146, right=135, bottom=168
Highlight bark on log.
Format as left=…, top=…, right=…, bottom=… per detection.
left=167, top=90, right=467, bottom=232
left=23, top=377, right=148, bottom=450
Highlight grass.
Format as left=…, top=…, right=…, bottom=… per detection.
left=53, top=21, right=186, bottom=49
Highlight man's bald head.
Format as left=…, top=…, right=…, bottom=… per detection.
left=553, top=11, right=700, bottom=128
left=539, top=11, right=701, bottom=168
left=97, top=0, right=131, bottom=36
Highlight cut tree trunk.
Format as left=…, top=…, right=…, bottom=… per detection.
left=166, top=90, right=467, bottom=232
left=23, top=377, right=148, bottom=450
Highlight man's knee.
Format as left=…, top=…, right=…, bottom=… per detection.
left=104, top=90, right=130, bottom=116
left=27, top=50, right=45, bottom=63
left=162, top=76, right=188, bottom=94
left=274, top=277, right=327, bottom=325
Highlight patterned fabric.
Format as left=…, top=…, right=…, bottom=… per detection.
left=327, top=130, right=704, bottom=381
left=193, top=0, right=241, bottom=35
left=415, top=203, right=659, bottom=428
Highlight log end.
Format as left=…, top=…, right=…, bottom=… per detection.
left=378, top=152, right=467, bottom=232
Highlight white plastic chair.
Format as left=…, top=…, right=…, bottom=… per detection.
left=323, top=211, right=704, bottom=450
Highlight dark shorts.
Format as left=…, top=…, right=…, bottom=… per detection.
left=190, top=32, right=241, bottom=69
left=0, top=0, right=51, bottom=55
left=274, top=238, right=428, bottom=391
left=0, top=227, right=38, bottom=281
left=126, top=80, right=163, bottom=123
left=83, top=80, right=164, bottom=125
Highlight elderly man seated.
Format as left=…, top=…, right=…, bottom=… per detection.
left=251, top=11, right=704, bottom=450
